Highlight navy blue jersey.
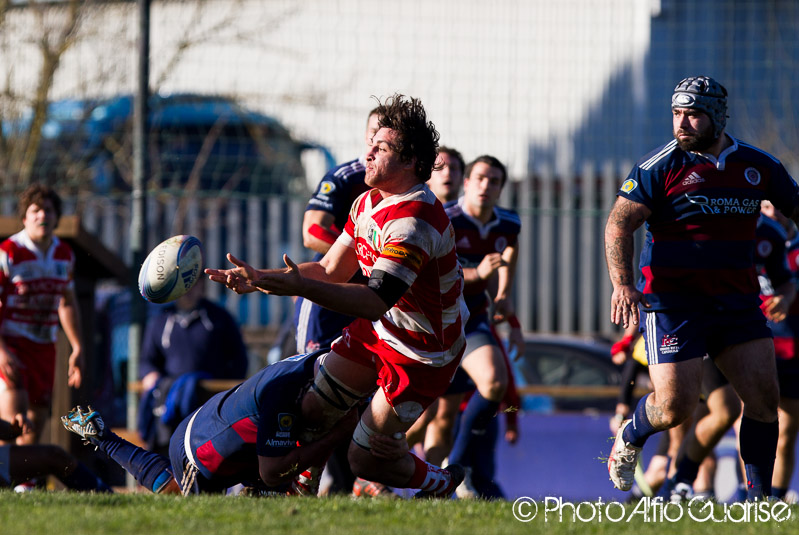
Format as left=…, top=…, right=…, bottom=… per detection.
left=296, top=158, right=369, bottom=351
left=445, top=198, right=521, bottom=318
left=184, top=353, right=316, bottom=485
left=305, top=158, right=370, bottom=244
left=619, top=136, right=799, bottom=311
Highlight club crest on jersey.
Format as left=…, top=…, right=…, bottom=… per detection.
left=621, top=179, right=638, bottom=193
left=278, top=413, right=294, bottom=432
left=319, top=181, right=335, bottom=195
left=744, top=167, right=761, bottom=186
left=494, top=236, right=508, bottom=252
left=367, top=225, right=381, bottom=250
left=660, top=334, right=679, bottom=354
left=757, top=239, right=773, bottom=258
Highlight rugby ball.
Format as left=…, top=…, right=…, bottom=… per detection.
left=138, top=235, right=203, bottom=303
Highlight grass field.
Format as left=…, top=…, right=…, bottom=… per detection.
left=0, top=492, right=797, bottom=535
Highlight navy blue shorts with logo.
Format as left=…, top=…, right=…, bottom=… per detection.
left=642, top=307, right=772, bottom=365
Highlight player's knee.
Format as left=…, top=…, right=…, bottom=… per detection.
left=477, top=378, right=506, bottom=402
left=393, top=401, right=424, bottom=424
left=655, top=398, right=694, bottom=428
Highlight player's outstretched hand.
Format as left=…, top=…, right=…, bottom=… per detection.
left=250, top=254, right=305, bottom=296
left=205, top=253, right=259, bottom=294
left=368, top=431, right=409, bottom=461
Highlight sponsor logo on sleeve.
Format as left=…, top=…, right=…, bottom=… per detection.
left=278, top=413, right=294, bottom=432
left=382, top=243, right=423, bottom=269
left=319, top=181, right=335, bottom=195
left=621, top=179, right=638, bottom=193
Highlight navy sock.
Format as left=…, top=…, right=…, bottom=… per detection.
left=739, top=415, right=778, bottom=501
left=673, top=456, right=701, bottom=486
left=622, top=393, right=658, bottom=448
left=448, top=392, right=499, bottom=467
left=97, top=429, right=174, bottom=493
left=62, top=462, right=113, bottom=493
left=771, top=486, right=787, bottom=499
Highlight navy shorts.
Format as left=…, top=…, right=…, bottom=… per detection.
left=777, top=359, right=799, bottom=399
left=443, top=317, right=502, bottom=396
left=642, top=307, right=771, bottom=365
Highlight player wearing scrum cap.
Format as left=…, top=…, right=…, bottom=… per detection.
left=605, top=75, right=799, bottom=501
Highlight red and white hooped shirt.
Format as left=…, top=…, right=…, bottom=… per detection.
left=339, top=183, right=468, bottom=367
left=0, top=230, right=75, bottom=344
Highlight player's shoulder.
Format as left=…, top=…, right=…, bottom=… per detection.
left=444, top=199, right=462, bottom=218
left=52, top=237, right=74, bottom=259
left=732, top=137, right=786, bottom=168
left=635, top=139, right=681, bottom=172
left=2, top=232, right=36, bottom=261
left=494, top=206, right=521, bottom=228
left=329, top=158, right=366, bottom=181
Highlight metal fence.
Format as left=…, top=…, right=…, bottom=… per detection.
left=2, top=0, right=799, bottom=340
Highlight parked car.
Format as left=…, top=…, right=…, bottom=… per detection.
left=6, top=93, right=333, bottom=196
left=511, top=334, right=644, bottom=413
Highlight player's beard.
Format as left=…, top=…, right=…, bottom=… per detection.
left=674, top=124, right=716, bottom=152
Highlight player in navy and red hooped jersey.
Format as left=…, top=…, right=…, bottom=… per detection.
left=605, top=75, right=799, bottom=501
left=438, top=156, right=523, bottom=497
left=62, top=351, right=360, bottom=496
left=294, top=109, right=378, bottom=355
left=0, top=184, right=83, bottom=448
left=207, top=95, right=469, bottom=498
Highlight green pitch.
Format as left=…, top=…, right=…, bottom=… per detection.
left=0, top=491, right=797, bottom=535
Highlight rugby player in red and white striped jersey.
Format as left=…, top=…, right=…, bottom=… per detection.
left=207, top=94, right=468, bottom=497
left=0, top=184, right=83, bottom=448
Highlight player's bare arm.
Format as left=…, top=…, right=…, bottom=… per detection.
left=493, top=243, right=519, bottom=322
left=251, top=254, right=390, bottom=321
left=302, top=210, right=338, bottom=254
left=463, top=252, right=504, bottom=284
left=0, top=339, right=22, bottom=385
left=605, top=196, right=651, bottom=327
left=58, top=287, right=83, bottom=389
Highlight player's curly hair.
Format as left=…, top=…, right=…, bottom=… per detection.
left=18, top=183, right=62, bottom=221
left=374, top=94, right=440, bottom=182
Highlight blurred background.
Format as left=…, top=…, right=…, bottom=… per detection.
left=1, top=0, right=797, bottom=498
